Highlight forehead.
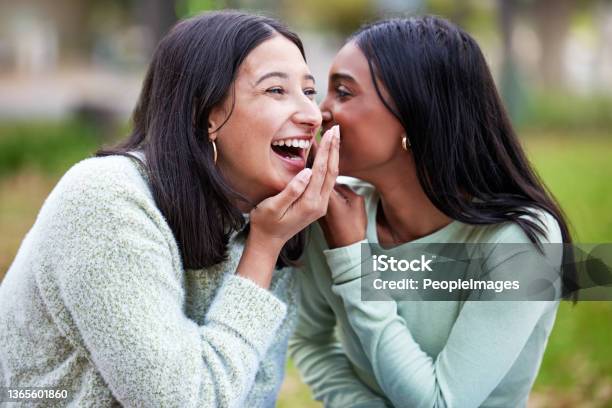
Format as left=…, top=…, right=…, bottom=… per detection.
left=239, top=34, right=308, bottom=78
left=331, top=40, right=397, bottom=109
left=330, top=41, right=370, bottom=81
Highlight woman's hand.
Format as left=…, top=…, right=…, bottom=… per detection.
left=319, top=184, right=367, bottom=249
left=237, top=126, right=340, bottom=287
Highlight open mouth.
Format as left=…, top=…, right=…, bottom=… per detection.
left=271, top=138, right=311, bottom=161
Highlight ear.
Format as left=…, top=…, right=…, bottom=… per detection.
left=208, top=102, right=228, bottom=140
left=207, top=122, right=216, bottom=141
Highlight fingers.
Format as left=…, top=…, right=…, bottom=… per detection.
left=328, top=184, right=352, bottom=210
left=326, top=188, right=347, bottom=215
left=319, top=126, right=340, bottom=200
left=331, top=187, right=349, bottom=205
left=327, top=184, right=364, bottom=215
left=334, top=184, right=359, bottom=199
left=265, top=168, right=313, bottom=216
left=306, top=138, right=318, bottom=169
left=304, top=126, right=336, bottom=197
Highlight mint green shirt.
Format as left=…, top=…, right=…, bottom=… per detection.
left=289, top=177, right=562, bottom=408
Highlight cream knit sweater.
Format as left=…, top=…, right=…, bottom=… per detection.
left=0, top=154, right=298, bottom=407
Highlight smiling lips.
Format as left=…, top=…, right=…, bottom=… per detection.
left=272, top=138, right=312, bottom=149
left=271, top=137, right=312, bottom=160
left=270, top=136, right=312, bottom=170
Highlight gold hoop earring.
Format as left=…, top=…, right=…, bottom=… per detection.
left=401, top=135, right=411, bottom=151
left=210, top=139, right=217, bottom=164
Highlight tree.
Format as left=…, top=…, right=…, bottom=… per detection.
left=532, top=0, right=575, bottom=88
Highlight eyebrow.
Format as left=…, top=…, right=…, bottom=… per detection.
left=330, top=72, right=356, bottom=83
left=254, top=72, right=316, bottom=86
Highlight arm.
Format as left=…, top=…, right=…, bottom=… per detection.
left=52, top=175, right=286, bottom=408
left=289, top=261, right=390, bottom=408
left=325, top=237, right=560, bottom=408
left=50, top=126, right=341, bottom=407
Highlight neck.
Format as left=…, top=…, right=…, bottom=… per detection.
left=356, top=156, right=452, bottom=242
left=234, top=201, right=254, bottom=214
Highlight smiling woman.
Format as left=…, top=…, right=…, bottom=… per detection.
left=207, top=34, right=321, bottom=204
left=0, top=10, right=339, bottom=407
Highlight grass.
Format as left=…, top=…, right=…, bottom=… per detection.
left=524, top=132, right=612, bottom=242
left=0, top=124, right=610, bottom=406
left=521, top=131, right=612, bottom=407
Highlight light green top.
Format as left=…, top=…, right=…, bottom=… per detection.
left=289, top=177, right=562, bottom=408
left=0, top=155, right=297, bottom=407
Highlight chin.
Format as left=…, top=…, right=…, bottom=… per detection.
left=265, top=175, right=291, bottom=197
left=276, top=165, right=301, bottom=182
left=339, top=153, right=369, bottom=177
left=276, top=174, right=295, bottom=191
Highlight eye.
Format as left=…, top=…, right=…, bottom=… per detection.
left=335, top=85, right=352, bottom=99
left=266, top=87, right=285, bottom=95
left=304, top=88, right=317, bottom=99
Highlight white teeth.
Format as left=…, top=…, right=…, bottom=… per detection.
left=271, top=139, right=311, bottom=149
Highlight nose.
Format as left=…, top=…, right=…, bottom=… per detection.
left=319, top=94, right=333, bottom=125
left=321, top=110, right=332, bottom=122
left=293, top=97, right=322, bottom=129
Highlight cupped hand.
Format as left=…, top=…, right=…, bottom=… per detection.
left=318, top=183, right=367, bottom=249
left=248, top=125, right=340, bottom=253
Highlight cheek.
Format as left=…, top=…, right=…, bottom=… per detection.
left=334, top=104, right=401, bottom=170
left=224, top=105, right=278, bottom=156
left=220, top=105, right=294, bottom=193
left=216, top=115, right=269, bottom=176
left=334, top=104, right=379, bottom=153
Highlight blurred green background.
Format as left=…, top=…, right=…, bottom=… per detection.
left=0, top=0, right=611, bottom=407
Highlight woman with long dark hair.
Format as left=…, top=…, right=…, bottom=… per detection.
left=0, top=11, right=339, bottom=407
left=290, top=16, right=572, bottom=407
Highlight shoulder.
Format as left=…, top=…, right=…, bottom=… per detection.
left=58, top=154, right=148, bottom=197
left=35, top=154, right=180, bottom=270
left=490, top=208, right=563, bottom=244
left=39, top=154, right=158, bottom=233
left=46, top=154, right=156, bottom=218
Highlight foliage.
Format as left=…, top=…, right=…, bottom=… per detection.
left=0, top=120, right=102, bottom=179
left=522, top=91, right=612, bottom=132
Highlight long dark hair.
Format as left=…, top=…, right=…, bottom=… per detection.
left=98, top=11, right=306, bottom=269
left=352, top=16, right=577, bottom=299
